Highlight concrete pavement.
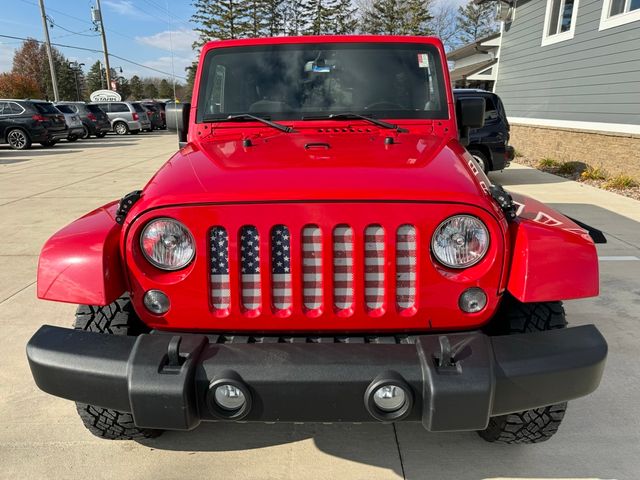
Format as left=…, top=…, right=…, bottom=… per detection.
left=1, top=133, right=638, bottom=479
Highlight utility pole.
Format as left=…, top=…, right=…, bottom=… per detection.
left=92, top=0, right=112, bottom=90
left=38, top=0, right=59, bottom=101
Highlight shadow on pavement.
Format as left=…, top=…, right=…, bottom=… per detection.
left=490, top=164, right=570, bottom=186
left=139, top=422, right=405, bottom=477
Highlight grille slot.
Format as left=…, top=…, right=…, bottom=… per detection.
left=240, top=226, right=261, bottom=310
left=333, top=225, right=354, bottom=311
left=271, top=225, right=292, bottom=311
left=364, top=225, right=385, bottom=311
left=209, top=227, right=230, bottom=310
left=302, top=225, right=323, bottom=311
left=396, top=225, right=417, bottom=311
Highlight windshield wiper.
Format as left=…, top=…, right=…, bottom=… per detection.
left=203, top=113, right=293, bottom=133
left=302, top=113, right=408, bottom=133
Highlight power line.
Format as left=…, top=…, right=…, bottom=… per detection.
left=0, top=33, right=187, bottom=80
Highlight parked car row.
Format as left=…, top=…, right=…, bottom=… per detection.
left=0, top=99, right=168, bottom=150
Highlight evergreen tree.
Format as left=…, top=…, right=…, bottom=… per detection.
left=117, top=77, right=131, bottom=100
left=305, top=0, right=340, bottom=35
left=456, top=0, right=498, bottom=43
left=245, top=0, right=268, bottom=37
left=283, top=0, right=307, bottom=35
left=86, top=61, right=104, bottom=93
left=263, top=0, right=286, bottom=36
left=158, top=78, right=173, bottom=98
left=129, top=75, right=144, bottom=99
left=192, top=0, right=247, bottom=45
left=144, top=81, right=159, bottom=99
left=183, top=62, right=198, bottom=102
left=361, top=0, right=433, bottom=35
left=334, top=0, right=358, bottom=34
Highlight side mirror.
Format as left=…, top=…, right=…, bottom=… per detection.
left=456, top=97, right=485, bottom=147
left=166, top=102, right=190, bottom=148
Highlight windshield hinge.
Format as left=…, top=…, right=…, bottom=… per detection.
left=115, top=190, right=142, bottom=224
left=489, top=185, right=517, bottom=222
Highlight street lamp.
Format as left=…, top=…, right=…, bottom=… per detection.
left=68, top=61, right=85, bottom=101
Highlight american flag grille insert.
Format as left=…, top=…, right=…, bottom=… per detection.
left=364, top=225, right=385, bottom=310
left=333, top=225, right=354, bottom=311
left=396, top=225, right=417, bottom=310
left=208, top=224, right=419, bottom=316
left=271, top=225, right=292, bottom=310
left=240, top=226, right=261, bottom=310
left=302, top=225, right=323, bottom=310
left=210, top=227, right=230, bottom=310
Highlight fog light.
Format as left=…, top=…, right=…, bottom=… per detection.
left=373, top=385, right=407, bottom=412
left=459, top=287, right=487, bottom=313
left=143, top=290, right=170, bottom=314
left=214, top=384, right=246, bottom=411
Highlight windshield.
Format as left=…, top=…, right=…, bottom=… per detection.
left=197, top=42, right=448, bottom=122
left=34, top=102, right=60, bottom=114
left=56, top=105, right=74, bottom=114
left=86, top=104, right=104, bottom=114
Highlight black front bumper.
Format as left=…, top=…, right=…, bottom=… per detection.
left=26, top=325, right=606, bottom=432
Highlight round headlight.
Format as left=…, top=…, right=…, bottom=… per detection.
left=140, top=218, right=195, bottom=270
left=431, top=215, right=489, bottom=268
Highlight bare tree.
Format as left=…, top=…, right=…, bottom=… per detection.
left=429, top=2, right=461, bottom=52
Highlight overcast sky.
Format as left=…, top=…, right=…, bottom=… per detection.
left=0, top=0, right=468, bottom=80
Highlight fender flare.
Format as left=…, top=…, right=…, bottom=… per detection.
left=37, top=201, right=127, bottom=306
left=506, top=192, right=599, bottom=303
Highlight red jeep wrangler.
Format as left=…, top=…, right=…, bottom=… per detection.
left=27, top=36, right=607, bottom=444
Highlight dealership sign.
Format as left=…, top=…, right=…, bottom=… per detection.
left=89, top=89, right=122, bottom=102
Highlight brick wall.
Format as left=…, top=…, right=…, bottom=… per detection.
left=510, top=124, right=640, bottom=179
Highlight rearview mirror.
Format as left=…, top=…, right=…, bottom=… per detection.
left=166, top=102, right=190, bottom=148
left=456, top=97, right=485, bottom=147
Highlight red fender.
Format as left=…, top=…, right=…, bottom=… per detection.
left=37, top=201, right=126, bottom=306
left=507, top=193, right=599, bottom=303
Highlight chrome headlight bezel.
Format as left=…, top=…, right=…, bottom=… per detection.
left=431, top=215, right=490, bottom=269
left=140, top=217, right=195, bottom=271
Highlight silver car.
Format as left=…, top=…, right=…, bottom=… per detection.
left=54, top=104, right=84, bottom=141
left=90, top=101, right=151, bottom=135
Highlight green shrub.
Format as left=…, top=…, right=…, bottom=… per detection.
left=538, top=157, right=561, bottom=169
left=604, top=175, right=639, bottom=190
left=581, top=166, right=607, bottom=181
left=557, top=161, right=584, bottom=175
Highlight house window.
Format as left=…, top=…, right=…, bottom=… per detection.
left=542, top=0, right=580, bottom=46
left=600, top=0, right=640, bottom=29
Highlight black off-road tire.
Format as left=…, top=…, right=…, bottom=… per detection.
left=67, top=135, right=78, bottom=142
left=73, top=295, right=162, bottom=440
left=479, top=296, right=568, bottom=444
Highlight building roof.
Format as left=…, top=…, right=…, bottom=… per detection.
left=448, top=59, right=497, bottom=81
left=447, top=32, right=501, bottom=61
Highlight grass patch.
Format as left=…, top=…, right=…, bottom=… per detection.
left=538, top=157, right=561, bottom=169
left=581, top=166, right=607, bottom=181
left=604, top=175, right=639, bottom=190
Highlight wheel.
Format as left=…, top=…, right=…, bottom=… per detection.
left=40, top=140, right=58, bottom=147
left=6, top=128, right=31, bottom=150
left=130, top=129, right=140, bottom=135
left=469, top=149, right=490, bottom=173
left=114, top=121, right=129, bottom=135
left=96, top=131, right=107, bottom=138
left=67, top=135, right=78, bottom=142
left=478, top=296, right=568, bottom=444
left=80, top=124, right=90, bottom=139
left=73, top=295, right=163, bottom=440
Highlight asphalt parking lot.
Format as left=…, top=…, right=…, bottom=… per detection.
left=1, top=132, right=639, bottom=480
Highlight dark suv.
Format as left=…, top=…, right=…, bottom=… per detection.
left=0, top=99, right=68, bottom=150
left=453, top=89, right=514, bottom=172
left=55, top=102, right=111, bottom=139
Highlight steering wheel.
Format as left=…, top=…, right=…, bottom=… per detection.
left=364, top=101, right=405, bottom=110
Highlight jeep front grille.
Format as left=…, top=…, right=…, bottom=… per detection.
left=209, top=224, right=418, bottom=316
